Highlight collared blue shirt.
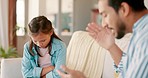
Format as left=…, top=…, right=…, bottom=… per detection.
left=114, top=14, right=148, bottom=78
left=22, top=38, right=66, bottom=78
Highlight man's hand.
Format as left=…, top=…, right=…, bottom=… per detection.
left=86, top=22, right=115, bottom=50
left=86, top=23, right=122, bottom=65
left=57, top=65, right=86, bottom=78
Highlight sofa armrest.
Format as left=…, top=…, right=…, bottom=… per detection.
left=1, top=58, right=23, bottom=78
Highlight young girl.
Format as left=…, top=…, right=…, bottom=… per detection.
left=22, top=16, right=66, bottom=78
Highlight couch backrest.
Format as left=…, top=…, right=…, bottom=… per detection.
left=66, top=31, right=106, bottom=78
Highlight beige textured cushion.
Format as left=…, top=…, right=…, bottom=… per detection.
left=66, top=31, right=106, bottom=78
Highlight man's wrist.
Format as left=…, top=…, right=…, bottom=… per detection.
left=108, top=43, right=117, bottom=52
left=107, top=43, right=123, bottom=65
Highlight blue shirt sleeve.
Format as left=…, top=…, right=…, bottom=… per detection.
left=125, top=55, right=148, bottom=78
left=21, top=43, right=42, bottom=78
left=125, top=40, right=148, bottom=78
left=46, top=41, right=67, bottom=78
left=113, top=52, right=127, bottom=75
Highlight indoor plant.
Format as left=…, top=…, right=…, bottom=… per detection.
left=0, top=46, right=19, bottom=58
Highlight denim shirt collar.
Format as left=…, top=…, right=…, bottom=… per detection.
left=32, top=38, right=62, bottom=56
left=50, top=38, right=62, bottom=55
left=32, top=38, right=62, bottom=66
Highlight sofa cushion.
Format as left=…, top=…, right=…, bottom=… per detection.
left=66, top=31, right=106, bottom=78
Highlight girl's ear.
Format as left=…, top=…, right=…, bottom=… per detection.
left=49, top=29, right=54, bottom=36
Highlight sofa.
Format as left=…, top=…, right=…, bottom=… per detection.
left=0, top=31, right=131, bottom=78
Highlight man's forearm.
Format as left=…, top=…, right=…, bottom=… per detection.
left=108, top=43, right=123, bottom=66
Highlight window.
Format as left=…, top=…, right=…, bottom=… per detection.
left=46, top=0, right=59, bottom=35
left=16, top=0, right=25, bottom=36
left=61, top=0, right=73, bottom=36
left=46, top=0, right=73, bottom=36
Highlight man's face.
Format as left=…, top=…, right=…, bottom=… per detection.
left=98, top=0, right=126, bottom=39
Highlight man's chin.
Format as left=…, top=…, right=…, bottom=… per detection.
left=116, top=34, right=125, bottom=39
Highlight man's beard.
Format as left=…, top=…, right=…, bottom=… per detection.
left=116, top=22, right=126, bottom=39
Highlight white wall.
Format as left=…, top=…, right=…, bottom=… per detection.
left=28, top=0, right=39, bottom=21
left=73, top=0, right=92, bottom=31
left=39, top=0, right=46, bottom=15
left=144, top=0, right=148, bottom=9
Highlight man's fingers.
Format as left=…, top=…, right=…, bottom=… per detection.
left=57, top=66, right=72, bottom=78
left=60, top=65, right=72, bottom=74
left=57, top=70, right=69, bottom=78
left=88, top=32, right=97, bottom=39
left=86, top=23, right=102, bottom=32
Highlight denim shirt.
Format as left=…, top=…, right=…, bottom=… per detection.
left=22, top=38, right=66, bottom=78
left=114, top=14, right=148, bottom=78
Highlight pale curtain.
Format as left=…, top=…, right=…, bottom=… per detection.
left=0, top=0, right=9, bottom=49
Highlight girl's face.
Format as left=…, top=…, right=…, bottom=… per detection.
left=30, top=32, right=52, bottom=48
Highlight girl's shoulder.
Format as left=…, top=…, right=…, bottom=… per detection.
left=52, top=38, right=66, bottom=46
left=24, top=41, right=30, bottom=48
left=52, top=38, right=66, bottom=49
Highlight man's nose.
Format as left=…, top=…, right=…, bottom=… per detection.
left=102, top=21, right=107, bottom=27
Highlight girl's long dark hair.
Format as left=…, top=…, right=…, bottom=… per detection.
left=28, top=16, right=62, bottom=56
